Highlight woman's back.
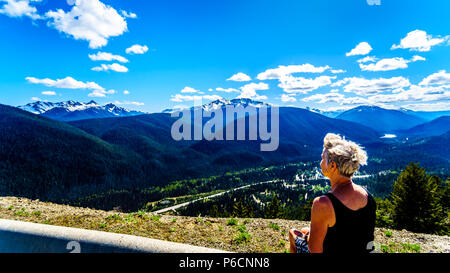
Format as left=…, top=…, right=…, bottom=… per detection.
left=322, top=186, right=376, bottom=254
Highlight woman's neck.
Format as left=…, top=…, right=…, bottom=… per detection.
left=330, top=175, right=352, bottom=192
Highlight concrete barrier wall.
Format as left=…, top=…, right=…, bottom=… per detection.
left=0, top=219, right=228, bottom=253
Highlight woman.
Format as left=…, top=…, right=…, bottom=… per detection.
left=289, top=133, right=376, bottom=253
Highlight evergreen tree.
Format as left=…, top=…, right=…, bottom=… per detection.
left=265, top=194, right=283, bottom=219
left=391, top=162, right=445, bottom=234
left=209, top=204, right=220, bottom=217
left=233, top=199, right=248, bottom=217
left=246, top=203, right=255, bottom=218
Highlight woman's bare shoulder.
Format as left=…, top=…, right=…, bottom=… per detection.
left=352, top=183, right=369, bottom=197
left=312, top=195, right=333, bottom=213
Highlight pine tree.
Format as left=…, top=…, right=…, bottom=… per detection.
left=209, top=204, right=219, bottom=217
left=391, top=162, right=445, bottom=234
left=265, top=194, right=283, bottom=219
left=233, top=199, right=248, bottom=217
left=246, top=203, right=254, bottom=218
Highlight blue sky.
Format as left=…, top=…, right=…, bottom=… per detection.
left=0, top=0, right=449, bottom=113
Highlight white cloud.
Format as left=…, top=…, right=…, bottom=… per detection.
left=236, top=82, right=269, bottom=100
left=45, top=0, right=128, bottom=49
left=227, top=72, right=251, bottom=82
left=303, top=82, right=449, bottom=107
left=215, top=87, right=239, bottom=93
left=357, top=56, right=377, bottom=63
left=401, top=101, right=450, bottom=112
left=31, top=96, right=42, bottom=101
left=88, top=89, right=115, bottom=98
left=411, top=55, right=426, bottom=62
left=340, top=76, right=411, bottom=96
left=368, top=84, right=450, bottom=103
left=346, top=42, right=372, bottom=56
left=126, top=44, right=148, bottom=54
left=391, top=30, right=448, bottom=52
left=257, top=64, right=330, bottom=80
left=281, top=94, right=296, bottom=103
left=358, top=55, right=425, bottom=72
left=123, top=90, right=130, bottom=95
left=202, top=95, right=223, bottom=101
left=302, top=92, right=345, bottom=103
left=26, top=76, right=104, bottom=90
left=339, top=97, right=371, bottom=105
left=0, top=0, right=42, bottom=20
left=359, top=57, right=409, bottom=71
left=180, top=86, right=199, bottom=93
left=113, top=100, right=144, bottom=106
left=313, top=105, right=356, bottom=112
left=91, top=63, right=128, bottom=72
left=120, top=10, right=137, bottom=19
left=26, top=76, right=116, bottom=97
left=278, top=75, right=336, bottom=94
left=331, top=69, right=346, bottom=74
left=170, top=94, right=222, bottom=102
left=88, top=51, right=129, bottom=63
left=41, top=91, right=56, bottom=96
left=419, top=70, right=450, bottom=86
left=331, top=79, right=348, bottom=87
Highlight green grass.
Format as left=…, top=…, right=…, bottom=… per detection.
left=105, top=214, right=122, bottom=221
left=384, top=230, right=392, bottom=237
left=14, top=208, right=30, bottom=217
left=234, top=232, right=252, bottom=245
left=237, top=224, right=247, bottom=233
left=227, top=218, right=238, bottom=226
left=269, top=222, right=280, bottom=231
left=234, top=223, right=252, bottom=245
left=151, top=215, right=161, bottom=222
left=380, top=242, right=421, bottom=253
left=32, top=211, right=41, bottom=216
left=401, top=243, right=421, bottom=253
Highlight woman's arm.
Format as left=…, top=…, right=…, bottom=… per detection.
left=307, top=196, right=333, bottom=253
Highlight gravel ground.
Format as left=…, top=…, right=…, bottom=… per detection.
left=0, top=196, right=448, bottom=253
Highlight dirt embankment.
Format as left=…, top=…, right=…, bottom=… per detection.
left=0, top=196, right=448, bottom=253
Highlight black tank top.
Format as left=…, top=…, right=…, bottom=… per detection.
left=322, top=191, right=376, bottom=254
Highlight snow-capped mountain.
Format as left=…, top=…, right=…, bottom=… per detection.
left=308, top=107, right=347, bottom=118
left=18, top=100, right=144, bottom=121
left=18, top=100, right=96, bottom=115
left=162, top=98, right=272, bottom=113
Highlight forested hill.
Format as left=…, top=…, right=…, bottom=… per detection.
left=0, top=104, right=149, bottom=200
left=0, top=104, right=448, bottom=211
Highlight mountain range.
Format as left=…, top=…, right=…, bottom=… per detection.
left=2, top=99, right=448, bottom=210
left=18, top=100, right=144, bottom=121
left=335, top=105, right=427, bottom=133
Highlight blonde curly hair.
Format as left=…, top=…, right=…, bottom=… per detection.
left=323, top=133, right=368, bottom=177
